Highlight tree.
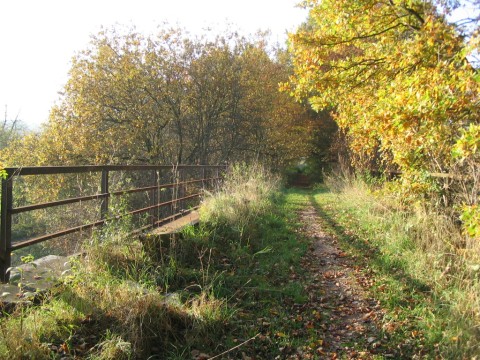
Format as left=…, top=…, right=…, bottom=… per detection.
left=2, top=26, right=316, bottom=168
left=0, top=105, right=26, bottom=150
left=285, top=0, right=480, bottom=190
left=0, top=106, right=27, bottom=177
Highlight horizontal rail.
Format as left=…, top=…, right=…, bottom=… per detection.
left=5, top=165, right=226, bottom=176
left=11, top=193, right=109, bottom=214
left=9, top=177, right=220, bottom=215
left=1, top=163, right=227, bottom=282
left=110, top=177, right=220, bottom=196
left=10, top=193, right=201, bottom=250
left=11, top=219, right=106, bottom=250
left=377, top=170, right=471, bottom=181
left=429, top=172, right=469, bottom=181
left=128, top=193, right=201, bottom=217
left=152, top=206, right=201, bottom=227
left=133, top=206, right=200, bottom=236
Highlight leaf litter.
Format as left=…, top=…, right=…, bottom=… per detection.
left=209, top=200, right=396, bottom=359
left=289, top=203, right=391, bottom=359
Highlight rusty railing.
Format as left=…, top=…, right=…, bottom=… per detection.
left=0, top=164, right=227, bottom=282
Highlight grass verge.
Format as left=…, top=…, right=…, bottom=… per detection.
left=312, top=176, right=480, bottom=359
left=0, top=166, right=314, bottom=359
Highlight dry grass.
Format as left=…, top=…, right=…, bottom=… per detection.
left=200, top=163, right=281, bottom=240
left=0, top=216, right=229, bottom=359
left=321, top=170, right=480, bottom=357
left=0, top=164, right=285, bottom=359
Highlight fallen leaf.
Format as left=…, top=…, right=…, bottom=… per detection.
left=60, top=342, right=69, bottom=354
left=191, top=349, right=200, bottom=358
left=383, top=322, right=396, bottom=333
left=362, top=311, right=373, bottom=320
left=305, top=321, right=315, bottom=329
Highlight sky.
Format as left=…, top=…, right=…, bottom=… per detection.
left=0, top=0, right=308, bottom=130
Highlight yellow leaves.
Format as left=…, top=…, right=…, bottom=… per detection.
left=285, top=0, right=480, bottom=177
left=2, top=25, right=316, bottom=168
left=452, top=124, right=480, bottom=162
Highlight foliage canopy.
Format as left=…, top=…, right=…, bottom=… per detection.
left=2, top=27, right=315, bottom=168
left=285, top=0, right=480, bottom=176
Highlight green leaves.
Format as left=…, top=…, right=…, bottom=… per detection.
left=460, top=204, right=480, bottom=238
left=452, top=124, right=480, bottom=162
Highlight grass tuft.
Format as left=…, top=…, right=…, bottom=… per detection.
left=200, top=163, right=281, bottom=243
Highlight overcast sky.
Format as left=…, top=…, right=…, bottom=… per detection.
left=0, top=0, right=307, bottom=130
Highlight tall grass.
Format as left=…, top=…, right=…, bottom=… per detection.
left=200, top=163, right=281, bottom=243
left=0, top=208, right=228, bottom=359
left=0, top=163, right=286, bottom=359
left=320, top=171, right=480, bottom=358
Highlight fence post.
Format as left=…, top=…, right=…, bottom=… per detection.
left=152, top=170, right=159, bottom=227
left=0, top=175, right=13, bottom=283
left=101, top=169, right=109, bottom=220
left=179, top=168, right=186, bottom=211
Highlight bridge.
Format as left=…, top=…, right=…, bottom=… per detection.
left=0, top=164, right=227, bottom=284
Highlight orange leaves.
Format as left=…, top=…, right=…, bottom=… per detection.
left=286, top=0, right=480, bottom=182
left=3, top=26, right=317, bottom=168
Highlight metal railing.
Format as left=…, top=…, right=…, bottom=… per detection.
left=0, top=164, right=227, bottom=282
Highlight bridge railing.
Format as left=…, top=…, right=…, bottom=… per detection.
left=0, top=164, right=227, bottom=282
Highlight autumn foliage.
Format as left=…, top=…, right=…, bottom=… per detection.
left=2, top=27, right=315, bottom=168
left=284, top=0, right=480, bottom=237
left=285, top=0, right=479, bottom=179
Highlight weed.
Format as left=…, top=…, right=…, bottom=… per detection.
left=200, top=163, right=281, bottom=244
left=90, top=330, right=132, bottom=360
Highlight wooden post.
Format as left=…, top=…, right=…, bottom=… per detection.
left=0, top=175, right=13, bottom=283
left=101, top=169, right=109, bottom=220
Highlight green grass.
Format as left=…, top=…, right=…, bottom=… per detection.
left=8, top=163, right=475, bottom=358
left=172, top=187, right=313, bottom=359
left=0, top=166, right=315, bottom=359
left=311, top=179, right=480, bottom=359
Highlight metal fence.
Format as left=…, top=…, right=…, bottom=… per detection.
left=0, top=164, right=227, bottom=282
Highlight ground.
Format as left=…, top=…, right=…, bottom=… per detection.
left=1, top=189, right=427, bottom=359
left=219, top=193, right=394, bottom=360
left=295, top=201, right=387, bottom=359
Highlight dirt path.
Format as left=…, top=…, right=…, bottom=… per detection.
left=296, top=202, right=387, bottom=359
